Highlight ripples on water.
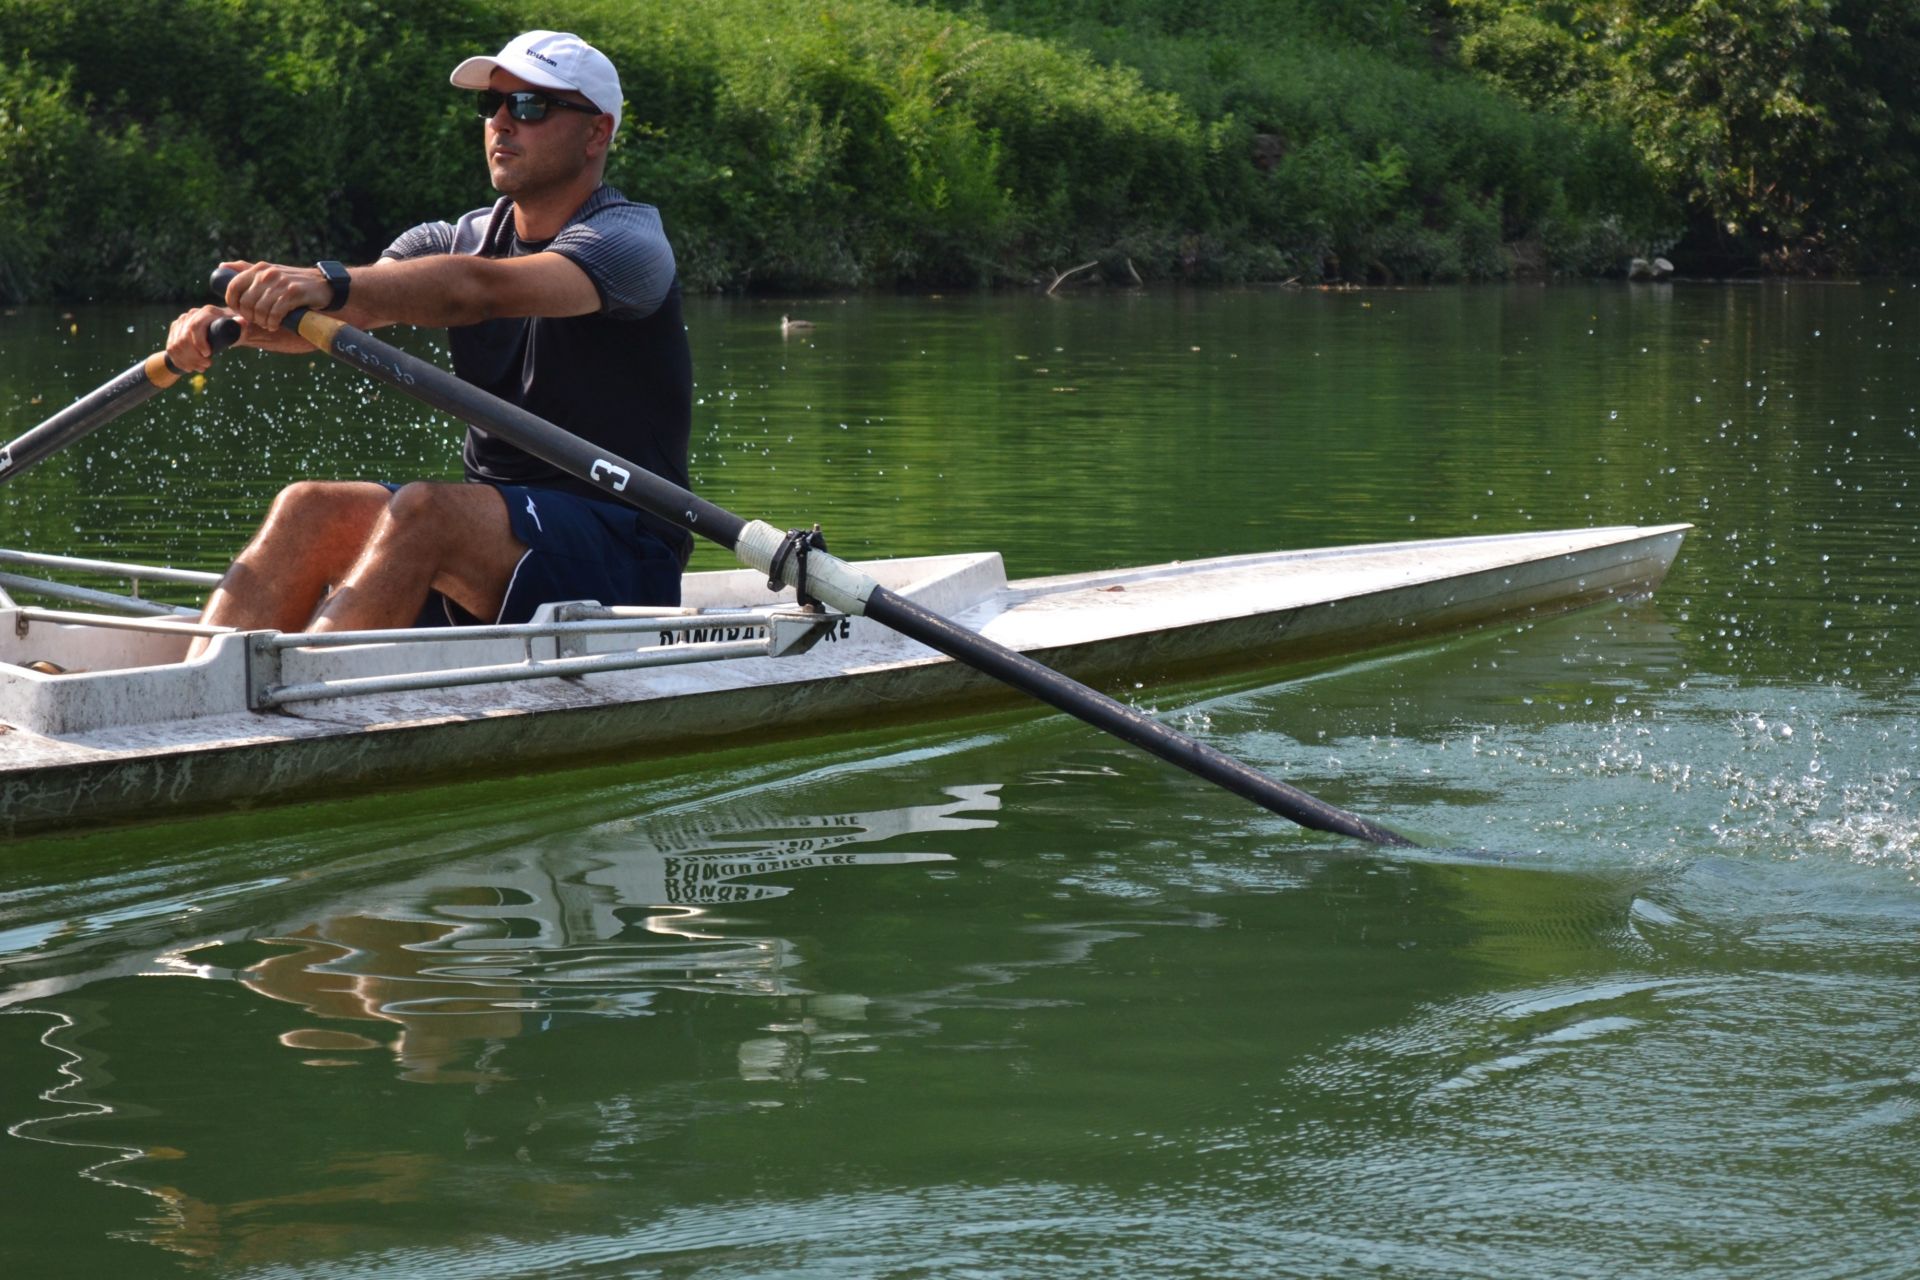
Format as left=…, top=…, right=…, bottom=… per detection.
left=4, top=719, right=1918, bottom=1276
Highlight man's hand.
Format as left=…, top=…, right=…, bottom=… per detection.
left=163, top=306, right=232, bottom=373
left=165, top=304, right=315, bottom=370
left=165, top=259, right=332, bottom=370
left=217, top=259, right=333, bottom=334
left=163, top=304, right=308, bottom=372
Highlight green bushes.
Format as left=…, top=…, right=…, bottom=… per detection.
left=580, top=1, right=1027, bottom=287
left=946, top=0, right=1670, bottom=280
left=0, top=55, right=237, bottom=300
left=578, top=0, right=1215, bottom=287
left=575, top=0, right=1665, bottom=284
left=0, top=0, right=495, bottom=301
left=1451, top=0, right=1920, bottom=273
left=0, top=0, right=1907, bottom=300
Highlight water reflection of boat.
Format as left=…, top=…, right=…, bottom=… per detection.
left=0, top=525, right=1689, bottom=835
left=6, top=787, right=999, bottom=1084
left=3, top=787, right=1001, bottom=1259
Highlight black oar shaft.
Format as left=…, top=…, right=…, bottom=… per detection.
left=231, top=276, right=1413, bottom=845
left=862, top=586, right=1414, bottom=844
left=0, top=321, right=239, bottom=485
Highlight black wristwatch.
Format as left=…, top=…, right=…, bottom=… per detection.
left=315, top=260, right=350, bottom=312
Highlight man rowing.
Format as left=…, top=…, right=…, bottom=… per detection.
left=166, top=31, right=691, bottom=647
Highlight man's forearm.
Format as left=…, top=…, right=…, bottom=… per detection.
left=340, top=251, right=600, bottom=330
left=336, top=256, right=506, bottom=331
left=217, top=250, right=598, bottom=339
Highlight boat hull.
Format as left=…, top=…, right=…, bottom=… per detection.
left=0, top=524, right=1689, bottom=836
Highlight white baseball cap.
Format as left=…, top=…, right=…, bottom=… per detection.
left=451, top=30, right=622, bottom=134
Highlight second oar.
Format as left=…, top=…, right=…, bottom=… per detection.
left=0, top=318, right=240, bottom=485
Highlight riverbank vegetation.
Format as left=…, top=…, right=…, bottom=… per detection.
left=1, top=0, right=1912, bottom=301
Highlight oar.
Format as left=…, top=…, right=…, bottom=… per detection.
left=0, top=318, right=242, bottom=485
left=211, top=269, right=1415, bottom=846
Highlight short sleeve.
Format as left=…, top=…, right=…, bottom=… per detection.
left=548, top=202, right=676, bottom=319
left=382, top=221, right=456, bottom=261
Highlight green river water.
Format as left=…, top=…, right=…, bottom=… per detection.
left=1, top=284, right=1916, bottom=1277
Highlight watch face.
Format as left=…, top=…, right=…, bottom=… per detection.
left=318, top=261, right=348, bottom=308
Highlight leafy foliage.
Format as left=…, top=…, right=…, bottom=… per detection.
left=0, top=0, right=1909, bottom=301
left=0, top=0, right=494, bottom=300
left=1452, top=0, right=1920, bottom=272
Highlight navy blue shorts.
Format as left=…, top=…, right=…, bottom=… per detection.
left=397, top=483, right=683, bottom=626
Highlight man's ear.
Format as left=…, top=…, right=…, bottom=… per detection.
left=591, top=115, right=616, bottom=156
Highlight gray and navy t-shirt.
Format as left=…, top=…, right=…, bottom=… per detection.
left=383, top=185, right=693, bottom=561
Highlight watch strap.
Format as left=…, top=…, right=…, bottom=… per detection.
left=316, top=260, right=350, bottom=312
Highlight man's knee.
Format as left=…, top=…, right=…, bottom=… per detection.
left=265, top=480, right=390, bottom=528
left=381, top=482, right=512, bottom=554
left=268, top=479, right=337, bottom=520
left=384, top=481, right=496, bottom=533
left=384, top=481, right=448, bottom=528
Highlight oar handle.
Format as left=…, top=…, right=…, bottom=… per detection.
left=147, top=295, right=244, bottom=385
left=209, top=266, right=243, bottom=305
left=210, top=266, right=307, bottom=333
left=206, top=316, right=245, bottom=355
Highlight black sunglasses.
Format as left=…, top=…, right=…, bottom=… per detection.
left=474, top=89, right=601, bottom=122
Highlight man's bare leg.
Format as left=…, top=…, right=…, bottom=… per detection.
left=188, top=481, right=393, bottom=657
left=307, top=482, right=527, bottom=631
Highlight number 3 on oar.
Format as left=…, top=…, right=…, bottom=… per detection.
left=0, top=318, right=242, bottom=485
